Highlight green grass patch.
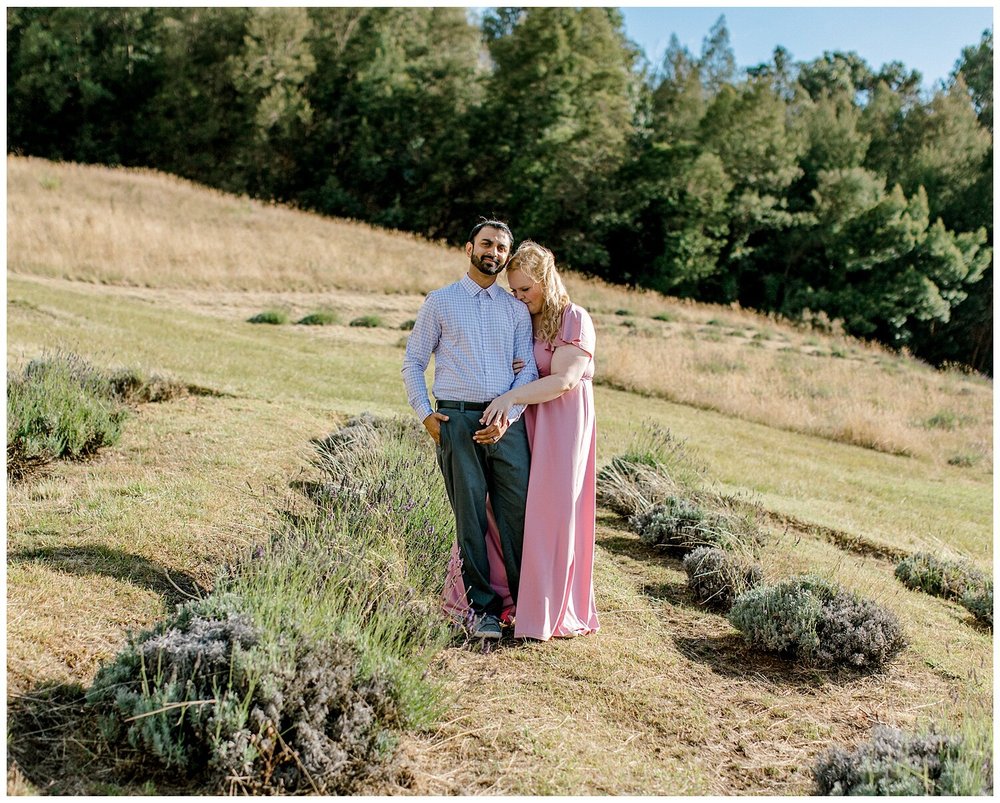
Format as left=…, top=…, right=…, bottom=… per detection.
left=7, top=353, right=129, bottom=482
left=247, top=309, right=288, bottom=324
left=350, top=314, right=383, bottom=328
left=297, top=310, right=339, bottom=326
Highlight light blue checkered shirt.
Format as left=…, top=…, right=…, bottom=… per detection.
left=402, top=274, right=538, bottom=422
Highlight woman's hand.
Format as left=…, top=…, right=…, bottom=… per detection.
left=480, top=391, right=516, bottom=428
left=512, top=358, right=525, bottom=375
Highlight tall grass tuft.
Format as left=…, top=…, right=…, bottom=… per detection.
left=7, top=352, right=129, bottom=481
left=596, top=422, right=705, bottom=517
left=87, top=413, right=456, bottom=794
left=350, top=314, right=383, bottom=328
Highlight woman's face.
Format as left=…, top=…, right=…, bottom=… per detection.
left=507, top=268, right=544, bottom=315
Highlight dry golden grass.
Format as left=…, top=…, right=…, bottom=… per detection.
left=595, top=322, right=991, bottom=467
left=8, top=155, right=990, bottom=470
left=7, top=156, right=465, bottom=293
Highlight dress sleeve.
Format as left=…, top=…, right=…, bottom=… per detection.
left=558, top=304, right=596, bottom=358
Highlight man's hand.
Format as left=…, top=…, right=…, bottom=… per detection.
left=422, top=411, right=449, bottom=444
left=473, top=415, right=510, bottom=446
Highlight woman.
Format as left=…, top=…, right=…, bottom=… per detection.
left=442, top=241, right=599, bottom=641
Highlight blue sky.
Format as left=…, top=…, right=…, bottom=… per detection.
left=618, top=6, right=993, bottom=89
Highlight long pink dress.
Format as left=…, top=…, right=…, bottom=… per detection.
left=442, top=304, right=599, bottom=641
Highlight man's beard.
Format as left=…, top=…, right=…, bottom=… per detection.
left=471, top=252, right=504, bottom=276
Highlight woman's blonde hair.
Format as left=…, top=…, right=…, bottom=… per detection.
left=506, top=240, right=570, bottom=344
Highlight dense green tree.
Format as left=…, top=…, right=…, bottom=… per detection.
left=227, top=7, right=315, bottom=196
left=785, top=169, right=989, bottom=346
left=953, top=29, right=992, bottom=130
left=301, top=7, right=482, bottom=237
left=700, top=15, right=737, bottom=95
left=699, top=77, right=806, bottom=302
left=141, top=8, right=252, bottom=191
left=914, top=29, right=994, bottom=373
left=476, top=7, right=639, bottom=265
left=888, top=79, right=991, bottom=229
left=7, top=7, right=163, bottom=163
left=650, top=34, right=704, bottom=143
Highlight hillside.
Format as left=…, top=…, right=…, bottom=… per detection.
left=6, top=156, right=992, bottom=794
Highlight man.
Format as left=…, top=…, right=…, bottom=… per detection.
left=402, top=219, right=538, bottom=640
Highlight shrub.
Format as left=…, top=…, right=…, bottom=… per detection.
left=630, top=496, right=761, bottom=556
left=631, top=497, right=712, bottom=552
left=297, top=311, right=339, bottom=326
left=652, top=311, right=674, bottom=322
left=88, top=594, right=399, bottom=794
left=7, top=353, right=129, bottom=481
left=350, top=315, right=382, bottom=328
left=814, top=725, right=992, bottom=795
left=729, top=575, right=906, bottom=670
left=960, top=581, right=993, bottom=626
left=683, top=547, right=762, bottom=611
left=894, top=552, right=987, bottom=601
left=596, top=456, right=680, bottom=518
left=596, top=423, right=704, bottom=517
left=399, top=319, right=416, bottom=331
left=88, top=413, right=455, bottom=793
left=247, top=310, right=288, bottom=324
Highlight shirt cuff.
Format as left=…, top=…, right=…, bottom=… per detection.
left=508, top=403, right=525, bottom=422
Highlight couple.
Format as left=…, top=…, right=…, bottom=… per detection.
left=401, top=218, right=599, bottom=642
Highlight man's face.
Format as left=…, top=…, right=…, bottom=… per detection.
left=466, top=226, right=512, bottom=277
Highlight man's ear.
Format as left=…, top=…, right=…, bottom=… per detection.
left=465, top=242, right=473, bottom=259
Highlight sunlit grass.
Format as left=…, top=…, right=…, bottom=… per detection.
left=8, top=155, right=991, bottom=470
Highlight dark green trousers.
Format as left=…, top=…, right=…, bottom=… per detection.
left=436, top=410, right=530, bottom=616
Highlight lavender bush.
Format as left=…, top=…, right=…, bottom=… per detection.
left=88, top=414, right=455, bottom=793
left=729, top=575, right=906, bottom=670
left=894, top=552, right=988, bottom=601
left=960, top=581, right=993, bottom=627
left=683, top=546, right=762, bottom=611
left=814, top=724, right=992, bottom=795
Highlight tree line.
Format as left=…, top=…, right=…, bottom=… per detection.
left=7, top=7, right=993, bottom=372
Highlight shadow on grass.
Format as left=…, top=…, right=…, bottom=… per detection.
left=672, top=634, right=890, bottom=688
left=8, top=545, right=206, bottom=606
left=596, top=532, right=685, bottom=565
left=7, top=681, right=197, bottom=795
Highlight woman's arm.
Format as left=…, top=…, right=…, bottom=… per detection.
left=480, top=344, right=591, bottom=426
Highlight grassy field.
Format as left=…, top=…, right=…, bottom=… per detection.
left=6, top=156, right=993, bottom=794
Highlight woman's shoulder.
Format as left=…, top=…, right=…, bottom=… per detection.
left=561, top=303, right=595, bottom=330
left=557, top=303, right=596, bottom=349
left=561, top=302, right=592, bottom=323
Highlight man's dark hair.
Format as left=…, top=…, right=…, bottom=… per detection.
left=467, top=218, right=513, bottom=246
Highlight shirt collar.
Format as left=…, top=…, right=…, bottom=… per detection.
left=461, top=273, right=504, bottom=299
